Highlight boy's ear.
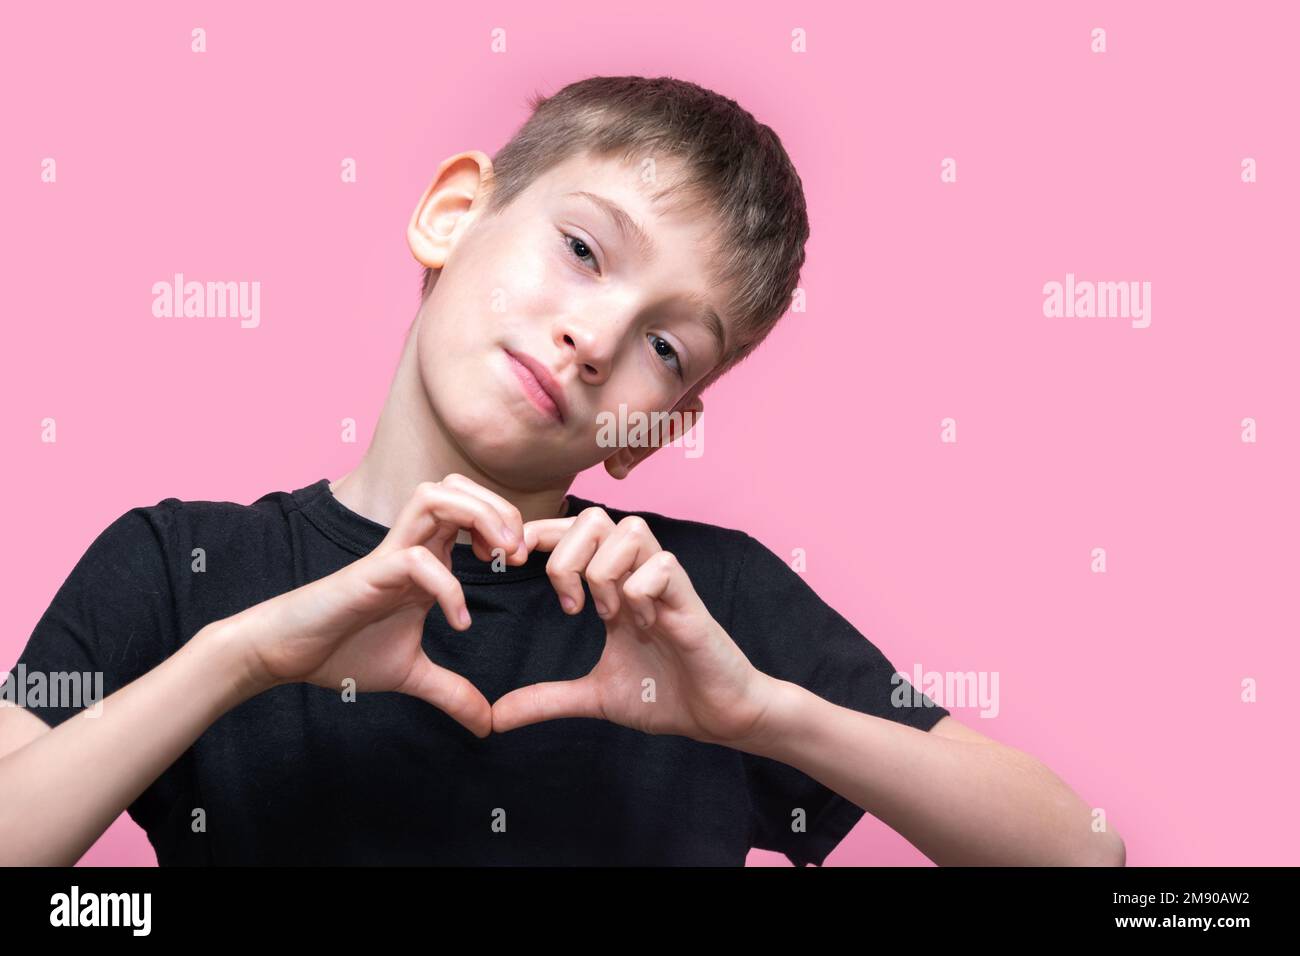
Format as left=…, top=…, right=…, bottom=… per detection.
left=407, top=150, right=494, bottom=270
left=603, top=395, right=705, bottom=480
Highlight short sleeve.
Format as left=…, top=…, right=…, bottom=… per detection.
left=725, top=533, right=950, bottom=867
left=4, top=505, right=181, bottom=729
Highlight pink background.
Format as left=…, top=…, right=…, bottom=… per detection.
left=3, top=1, right=1296, bottom=866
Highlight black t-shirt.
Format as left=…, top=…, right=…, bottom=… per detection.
left=9, top=478, right=949, bottom=865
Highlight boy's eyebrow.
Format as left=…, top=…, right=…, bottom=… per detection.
left=566, top=189, right=727, bottom=359
left=566, top=190, right=657, bottom=262
left=683, top=291, right=728, bottom=360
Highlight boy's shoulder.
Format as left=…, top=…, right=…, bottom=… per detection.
left=561, top=492, right=800, bottom=610
left=565, top=492, right=751, bottom=548
left=95, top=482, right=780, bottom=591
left=73, top=481, right=326, bottom=574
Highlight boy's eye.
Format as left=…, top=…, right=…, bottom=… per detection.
left=557, top=231, right=682, bottom=381
left=648, top=333, right=684, bottom=379
left=562, top=232, right=600, bottom=274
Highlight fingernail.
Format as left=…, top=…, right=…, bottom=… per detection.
left=500, top=525, right=518, bottom=546
left=561, top=594, right=576, bottom=612
left=459, top=607, right=471, bottom=627
left=594, top=601, right=608, bottom=617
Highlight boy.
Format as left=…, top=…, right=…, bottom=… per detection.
left=0, top=75, right=1124, bottom=867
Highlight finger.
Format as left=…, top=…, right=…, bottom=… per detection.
left=544, top=507, right=616, bottom=615
left=621, top=551, right=703, bottom=635
left=439, top=474, right=529, bottom=565
left=491, top=676, right=601, bottom=733
left=393, top=484, right=505, bottom=562
left=397, top=545, right=473, bottom=631
left=383, top=480, right=519, bottom=561
left=585, top=516, right=662, bottom=622
left=523, top=516, right=578, bottom=554
left=399, top=653, right=493, bottom=738
left=465, top=526, right=512, bottom=566
left=440, top=528, right=510, bottom=569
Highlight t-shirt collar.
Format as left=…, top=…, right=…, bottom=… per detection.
left=291, top=478, right=595, bottom=584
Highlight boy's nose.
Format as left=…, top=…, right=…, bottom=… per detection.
left=556, top=324, right=616, bottom=384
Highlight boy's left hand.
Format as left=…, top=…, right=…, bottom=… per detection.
left=489, top=507, right=778, bottom=748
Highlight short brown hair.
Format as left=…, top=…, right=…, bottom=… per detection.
left=421, top=75, right=810, bottom=396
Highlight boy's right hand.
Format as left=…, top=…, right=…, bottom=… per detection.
left=213, top=474, right=529, bottom=738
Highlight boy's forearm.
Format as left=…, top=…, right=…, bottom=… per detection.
left=735, top=676, right=1125, bottom=867
left=0, top=623, right=272, bottom=865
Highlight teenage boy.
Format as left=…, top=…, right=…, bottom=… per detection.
left=1, top=76, right=1124, bottom=867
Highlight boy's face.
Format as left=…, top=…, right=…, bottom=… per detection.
left=410, top=150, right=732, bottom=489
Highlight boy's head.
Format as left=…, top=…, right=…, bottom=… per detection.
left=405, top=75, right=808, bottom=488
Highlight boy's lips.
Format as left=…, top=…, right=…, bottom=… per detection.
left=503, top=348, right=568, bottom=424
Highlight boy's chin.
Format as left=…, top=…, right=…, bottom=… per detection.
left=453, top=431, right=580, bottom=484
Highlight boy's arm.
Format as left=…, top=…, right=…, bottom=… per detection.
left=0, top=624, right=268, bottom=865
left=506, top=511, right=1127, bottom=867
left=732, top=678, right=1127, bottom=867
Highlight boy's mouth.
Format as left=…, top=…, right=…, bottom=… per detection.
left=503, top=348, right=567, bottom=424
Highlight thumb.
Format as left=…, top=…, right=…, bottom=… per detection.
left=398, top=653, right=493, bottom=739
left=492, top=676, right=601, bottom=733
